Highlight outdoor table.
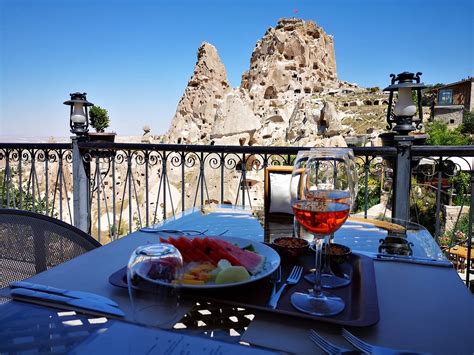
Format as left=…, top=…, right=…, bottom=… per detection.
left=447, top=246, right=474, bottom=261
left=1, top=205, right=473, bottom=354
left=446, top=245, right=474, bottom=272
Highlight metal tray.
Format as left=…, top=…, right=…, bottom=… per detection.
left=109, top=251, right=379, bottom=327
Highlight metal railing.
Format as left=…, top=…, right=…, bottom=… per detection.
left=1, top=142, right=473, bottom=286
left=78, top=143, right=398, bottom=240
left=0, top=143, right=73, bottom=222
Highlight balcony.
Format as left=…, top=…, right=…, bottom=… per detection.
left=1, top=141, right=473, bottom=289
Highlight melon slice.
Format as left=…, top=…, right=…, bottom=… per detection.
left=213, top=239, right=266, bottom=275
left=215, top=266, right=250, bottom=284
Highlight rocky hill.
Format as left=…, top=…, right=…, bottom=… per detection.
left=166, top=44, right=232, bottom=144
left=3, top=18, right=396, bottom=243
left=165, top=18, right=386, bottom=148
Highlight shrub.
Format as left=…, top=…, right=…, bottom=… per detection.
left=354, top=175, right=381, bottom=213
left=89, top=105, right=110, bottom=133
left=461, top=110, right=474, bottom=134
left=438, top=235, right=450, bottom=247
left=450, top=171, right=471, bottom=206
left=410, top=181, right=437, bottom=235
left=425, top=121, right=470, bottom=146
left=442, top=213, right=471, bottom=248
left=0, top=169, right=52, bottom=215
left=455, top=213, right=471, bottom=240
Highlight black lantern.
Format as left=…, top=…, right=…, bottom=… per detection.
left=384, top=72, right=426, bottom=135
left=63, top=92, right=93, bottom=136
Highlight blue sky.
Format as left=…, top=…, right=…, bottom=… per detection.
left=1, top=0, right=473, bottom=138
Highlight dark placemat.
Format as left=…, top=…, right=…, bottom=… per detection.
left=109, top=249, right=379, bottom=327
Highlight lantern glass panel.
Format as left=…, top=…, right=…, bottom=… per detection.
left=394, top=87, right=416, bottom=117
left=71, top=103, right=86, bottom=123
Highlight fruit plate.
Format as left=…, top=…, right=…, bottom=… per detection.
left=109, top=236, right=281, bottom=290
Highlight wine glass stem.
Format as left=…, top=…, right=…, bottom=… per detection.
left=311, top=235, right=327, bottom=297
left=322, top=233, right=334, bottom=274
left=293, top=216, right=298, bottom=238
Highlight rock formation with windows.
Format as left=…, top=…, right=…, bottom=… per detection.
left=166, top=18, right=367, bottom=148
left=166, top=43, right=231, bottom=144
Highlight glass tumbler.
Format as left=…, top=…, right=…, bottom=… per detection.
left=127, top=244, right=183, bottom=328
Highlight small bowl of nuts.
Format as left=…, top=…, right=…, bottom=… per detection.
left=272, top=237, right=309, bottom=260
left=322, top=243, right=352, bottom=265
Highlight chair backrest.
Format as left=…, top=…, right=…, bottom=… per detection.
left=0, top=209, right=101, bottom=288
left=264, top=166, right=295, bottom=222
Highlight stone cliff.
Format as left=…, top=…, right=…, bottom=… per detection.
left=167, top=19, right=358, bottom=145
left=241, top=18, right=337, bottom=105
left=166, top=18, right=365, bottom=148
left=166, top=43, right=231, bottom=144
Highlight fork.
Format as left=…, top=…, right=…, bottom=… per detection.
left=309, top=329, right=358, bottom=354
left=267, top=266, right=281, bottom=305
left=342, top=328, right=424, bottom=354
left=268, top=265, right=303, bottom=309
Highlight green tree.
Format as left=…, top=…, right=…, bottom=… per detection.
left=461, top=110, right=474, bottom=134
left=425, top=121, right=471, bottom=145
left=89, top=105, right=110, bottom=133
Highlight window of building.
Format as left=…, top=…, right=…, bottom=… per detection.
left=438, top=89, right=453, bottom=105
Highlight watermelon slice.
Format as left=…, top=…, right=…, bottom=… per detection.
left=162, top=236, right=266, bottom=275
left=212, top=239, right=266, bottom=275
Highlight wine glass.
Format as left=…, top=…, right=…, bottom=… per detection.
left=127, top=244, right=183, bottom=328
left=290, top=149, right=354, bottom=316
left=292, top=150, right=357, bottom=287
left=319, top=148, right=358, bottom=288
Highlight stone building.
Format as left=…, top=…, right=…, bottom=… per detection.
left=433, top=77, right=474, bottom=129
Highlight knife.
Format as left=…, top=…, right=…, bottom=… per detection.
left=10, top=288, right=125, bottom=317
left=374, top=254, right=453, bottom=267
left=10, top=281, right=119, bottom=307
left=139, top=227, right=205, bottom=235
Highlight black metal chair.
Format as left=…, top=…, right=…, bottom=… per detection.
left=0, top=209, right=101, bottom=288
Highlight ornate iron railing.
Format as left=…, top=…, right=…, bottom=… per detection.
left=0, top=143, right=73, bottom=222
left=1, top=142, right=473, bottom=286
left=78, top=143, right=399, bottom=242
